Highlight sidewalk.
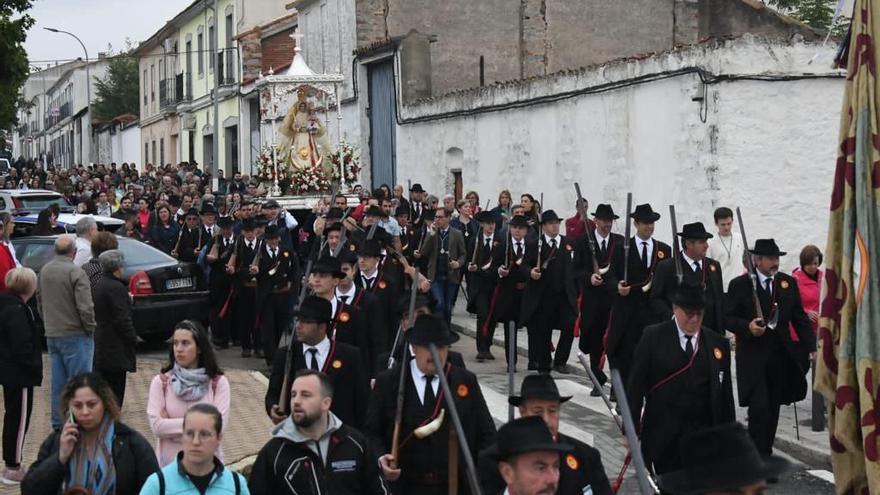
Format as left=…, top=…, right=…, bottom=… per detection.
left=448, top=300, right=832, bottom=469
left=0, top=356, right=273, bottom=494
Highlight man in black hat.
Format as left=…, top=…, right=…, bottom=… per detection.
left=478, top=375, right=612, bottom=494
left=396, top=205, right=415, bottom=259
left=416, top=207, right=467, bottom=327
left=606, top=203, right=672, bottom=385
left=173, top=207, right=205, bottom=262
left=229, top=218, right=262, bottom=357
left=199, top=202, right=219, bottom=237
left=255, top=224, right=298, bottom=365
left=366, top=314, right=495, bottom=495
left=491, top=215, right=531, bottom=365
left=628, top=285, right=735, bottom=476
left=205, top=215, right=237, bottom=348
left=409, top=183, right=428, bottom=228
left=313, top=206, right=344, bottom=237
left=319, top=222, right=348, bottom=257
left=490, top=416, right=572, bottom=495
left=354, top=239, right=397, bottom=349
left=468, top=210, right=501, bottom=361
left=573, top=203, right=624, bottom=384
left=381, top=293, right=468, bottom=370
left=659, top=422, right=791, bottom=494
left=650, top=222, right=725, bottom=334
left=521, top=210, right=578, bottom=373
left=725, top=239, right=815, bottom=457
left=265, top=295, right=369, bottom=429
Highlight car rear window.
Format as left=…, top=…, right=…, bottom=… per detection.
left=16, top=242, right=54, bottom=272
left=14, top=195, right=71, bottom=211
left=116, top=238, right=176, bottom=266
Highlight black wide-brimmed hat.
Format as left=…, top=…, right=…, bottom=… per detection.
left=492, top=416, right=573, bottom=461
left=264, top=225, right=281, bottom=239
left=185, top=207, right=200, bottom=218
left=475, top=210, right=495, bottom=224
left=326, top=207, right=344, bottom=220
left=749, top=239, right=787, bottom=257
left=241, top=218, right=256, bottom=231
left=410, top=183, right=426, bottom=193
left=631, top=204, right=661, bottom=223
left=358, top=239, right=383, bottom=258
left=365, top=205, right=384, bottom=218
left=338, top=249, right=358, bottom=266
left=509, top=216, right=530, bottom=228
left=408, top=314, right=459, bottom=346
left=200, top=202, right=218, bottom=215
left=254, top=214, right=268, bottom=227
left=311, top=256, right=345, bottom=278
left=396, top=293, right=437, bottom=316
left=672, top=284, right=707, bottom=311
left=325, top=222, right=343, bottom=234
left=217, top=217, right=234, bottom=229
left=540, top=210, right=561, bottom=224
left=423, top=209, right=437, bottom=221
left=395, top=205, right=411, bottom=217
left=677, top=222, right=714, bottom=240
left=292, top=296, right=333, bottom=323
left=659, top=422, right=792, bottom=494
left=509, top=374, right=572, bottom=406
left=591, top=204, right=619, bottom=220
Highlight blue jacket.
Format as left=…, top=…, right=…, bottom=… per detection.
left=139, top=457, right=249, bottom=495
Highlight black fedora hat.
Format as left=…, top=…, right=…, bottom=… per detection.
left=407, top=314, right=459, bottom=346
left=241, top=218, right=256, bottom=231
left=292, top=296, right=333, bottom=323
left=509, top=216, right=530, bottom=228
left=311, top=256, right=345, bottom=278
left=423, top=209, right=437, bottom=221
left=325, top=222, right=343, bottom=234
left=493, top=416, right=573, bottom=461
left=509, top=374, right=572, bottom=406
left=365, top=205, right=385, bottom=218
left=410, top=183, right=426, bottom=193
left=475, top=210, right=495, bottom=224
left=338, top=249, right=358, bottom=266
left=749, top=239, right=787, bottom=257
left=672, top=284, right=707, bottom=311
left=395, top=205, right=411, bottom=217
left=396, top=293, right=437, bottom=316
left=254, top=214, right=268, bottom=227
left=185, top=207, right=200, bottom=218
left=659, top=422, right=792, bottom=494
left=677, top=222, right=714, bottom=240
left=200, top=202, right=218, bottom=215
left=540, top=210, right=561, bottom=224
left=358, top=239, right=383, bottom=258
left=264, top=225, right=281, bottom=239
left=326, top=207, right=344, bottom=220
left=630, top=204, right=661, bottom=223
left=591, top=204, right=619, bottom=220
left=217, top=216, right=234, bottom=229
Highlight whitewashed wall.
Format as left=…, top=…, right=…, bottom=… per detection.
left=394, top=36, right=844, bottom=271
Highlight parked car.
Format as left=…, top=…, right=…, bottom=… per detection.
left=0, top=158, right=9, bottom=174
left=0, top=188, right=71, bottom=214
left=13, top=235, right=209, bottom=338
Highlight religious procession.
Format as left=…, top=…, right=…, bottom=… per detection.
left=3, top=0, right=879, bottom=494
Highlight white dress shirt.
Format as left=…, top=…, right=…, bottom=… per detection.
left=410, top=359, right=439, bottom=405
left=675, top=323, right=700, bottom=353
left=681, top=251, right=703, bottom=272
left=757, top=270, right=774, bottom=296
left=360, top=269, right=378, bottom=289
left=335, top=284, right=357, bottom=304
left=543, top=234, right=561, bottom=247
left=73, top=236, right=92, bottom=267
left=635, top=236, right=654, bottom=266
left=302, top=336, right=331, bottom=370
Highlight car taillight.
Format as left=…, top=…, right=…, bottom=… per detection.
left=11, top=199, right=22, bottom=208
left=129, top=271, right=154, bottom=295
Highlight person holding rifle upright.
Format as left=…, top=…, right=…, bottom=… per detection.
left=228, top=218, right=261, bottom=358
left=491, top=215, right=531, bottom=366
left=725, top=237, right=816, bottom=460
left=254, top=225, right=298, bottom=367
left=468, top=210, right=501, bottom=362
left=606, top=204, right=672, bottom=386
left=205, top=216, right=236, bottom=349
left=174, top=207, right=204, bottom=263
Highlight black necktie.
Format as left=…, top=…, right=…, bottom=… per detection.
left=270, top=248, right=276, bottom=259
left=339, top=295, right=348, bottom=304
left=601, top=239, right=607, bottom=257
left=364, top=277, right=373, bottom=290
left=693, top=261, right=700, bottom=272
left=307, top=348, right=319, bottom=371
left=550, top=239, right=557, bottom=250
left=685, top=335, right=694, bottom=358
left=641, top=241, right=649, bottom=269
left=484, top=238, right=491, bottom=253
left=516, top=242, right=523, bottom=258
left=765, top=278, right=773, bottom=295
left=423, top=375, right=435, bottom=405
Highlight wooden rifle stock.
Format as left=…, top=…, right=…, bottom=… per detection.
left=736, top=207, right=766, bottom=325
left=669, top=205, right=683, bottom=287
left=623, top=192, right=633, bottom=285
left=574, top=182, right=601, bottom=275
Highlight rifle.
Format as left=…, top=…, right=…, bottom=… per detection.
left=623, top=193, right=633, bottom=285
left=574, top=183, right=603, bottom=275
left=170, top=224, right=185, bottom=258
left=388, top=263, right=420, bottom=369
left=735, top=207, right=777, bottom=329
left=668, top=205, right=683, bottom=287
left=610, top=369, right=660, bottom=495
left=507, top=321, right=516, bottom=422
left=428, top=344, right=485, bottom=495
left=388, top=266, right=420, bottom=469
left=330, top=207, right=354, bottom=258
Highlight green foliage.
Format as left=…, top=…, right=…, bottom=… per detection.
left=92, top=49, right=139, bottom=121
left=767, top=0, right=844, bottom=32
left=0, top=0, right=34, bottom=129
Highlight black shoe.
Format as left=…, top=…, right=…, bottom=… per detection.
left=485, top=352, right=495, bottom=360
left=609, top=389, right=617, bottom=402
left=767, top=477, right=779, bottom=484
left=527, top=362, right=539, bottom=371
left=213, top=340, right=229, bottom=350
left=255, top=349, right=265, bottom=359
left=590, top=387, right=603, bottom=397
left=241, top=349, right=252, bottom=358
left=476, top=353, right=486, bottom=363
left=552, top=364, right=569, bottom=374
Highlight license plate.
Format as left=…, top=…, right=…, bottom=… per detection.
left=166, top=277, right=193, bottom=290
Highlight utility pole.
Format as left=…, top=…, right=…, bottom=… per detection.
left=44, top=27, right=91, bottom=166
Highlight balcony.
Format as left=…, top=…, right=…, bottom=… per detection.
left=159, top=78, right=178, bottom=110
left=183, top=72, right=193, bottom=102
left=217, top=48, right=238, bottom=86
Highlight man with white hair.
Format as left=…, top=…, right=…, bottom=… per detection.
left=73, top=216, right=98, bottom=267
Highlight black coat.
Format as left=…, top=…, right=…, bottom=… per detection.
left=0, top=293, right=42, bottom=388
left=205, top=234, right=237, bottom=306
left=649, top=254, right=725, bottom=334
left=21, top=422, right=160, bottom=495
left=92, top=275, right=138, bottom=373
left=266, top=341, right=370, bottom=429
left=489, top=236, right=530, bottom=325
left=465, top=234, right=501, bottom=314
left=256, top=244, right=297, bottom=304
left=354, top=267, right=398, bottom=355
left=331, top=300, right=375, bottom=375
left=176, top=225, right=206, bottom=262
left=478, top=433, right=612, bottom=495
left=365, top=361, right=496, bottom=494
left=725, top=272, right=816, bottom=406
left=626, top=320, right=735, bottom=467
left=520, top=236, right=578, bottom=324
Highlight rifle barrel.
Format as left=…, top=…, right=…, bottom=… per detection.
left=669, top=205, right=683, bottom=287
left=610, top=369, right=660, bottom=495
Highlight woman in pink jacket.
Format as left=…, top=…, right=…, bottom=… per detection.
left=792, top=244, right=823, bottom=334
left=147, top=320, right=230, bottom=466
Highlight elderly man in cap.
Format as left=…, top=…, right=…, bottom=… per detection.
left=366, top=314, right=495, bottom=495
left=650, top=222, right=725, bottom=334
left=607, top=203, right=672, bottom=386
left=574, top=203, right=624, bottom=388
left=265, top=295, right=369, bottom=429
left=725, top=239, right=815, bottom=458
left=491, top=416, right=572, bottom=495
left=416, top=207, right=467, bottom=327
left=628, top=285, right=735, bottom=476
left=520, top=209, right=578, bottom=373
left=659, top=422, right=791, bottom=494
left=478, top=375, right=612, bottom=494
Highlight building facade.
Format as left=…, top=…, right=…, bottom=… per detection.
left=134, top=23, right=180, bottom=168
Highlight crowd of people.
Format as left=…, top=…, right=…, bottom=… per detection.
left=0, top=157, right=829, bottom=495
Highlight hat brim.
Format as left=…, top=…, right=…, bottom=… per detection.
left=659, top=455, right=791, bottom=494
left=409, top=331, right=460, bottom=347
left=631, top=213, right=661, bottom=223
left=677, top=231, right=714, bottom=240
left=493, top=441, right=574, bottom=461
left=748, top=249, right=787, bottom=257
left=508, top=394, right=573, bottom=407
left=292, top=313, right=333, bottom=324
left=591, top=212, right=620, bottom=220
left=312, top=269, right=346, bottom=279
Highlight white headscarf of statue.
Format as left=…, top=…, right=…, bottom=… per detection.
left=278, top=88, right=333, bottom=175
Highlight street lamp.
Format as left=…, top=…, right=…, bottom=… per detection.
left=44, top=27, right=91, bottom=166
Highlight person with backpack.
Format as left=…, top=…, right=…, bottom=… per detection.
left=147, top=320, right=230, bottom=466
left=139, top=404, right=249, bottom=495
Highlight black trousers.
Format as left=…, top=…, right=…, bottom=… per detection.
left=578, top=293, right=612, bottom=384
left=474, top=289, right=495, bottom=353
left=96, top=369, right=127, bottom=408
left=260, top=292, right=290, bottom=364
left=527, top=291, right=574, bottom=370
left=2, top=386, right=33, bottom=468
left=748, top=376, right=784, bottom=455
left=210, top=286, right=233, bottom=345
left=234, top=286, right=258, bottom=351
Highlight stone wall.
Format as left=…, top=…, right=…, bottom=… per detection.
left=393, top=36, right=844, bottom=272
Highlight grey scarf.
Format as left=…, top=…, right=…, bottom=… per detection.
left=170, top=364, right=211, bottom=401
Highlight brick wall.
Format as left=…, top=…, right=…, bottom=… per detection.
left=262, top=28, right=296, bottom=73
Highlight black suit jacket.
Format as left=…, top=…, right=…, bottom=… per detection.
left=650, top=254, right=725, bottom=334
left=265, top=341, right=369, bottom=429
left=725, top=272, right=816, bottom=406
left=489, top=236, right=530, bottom=324
left=573, top=231, right=625, bottom=310
left=256, top=245, right=297, bottom=305
left=466, top=234, right=501, bottom=312
left=330, top=301, right=374, bottom=375
left=520, top=236, right=578, bottom=323
left=627, top=320, right=735, bottom=465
